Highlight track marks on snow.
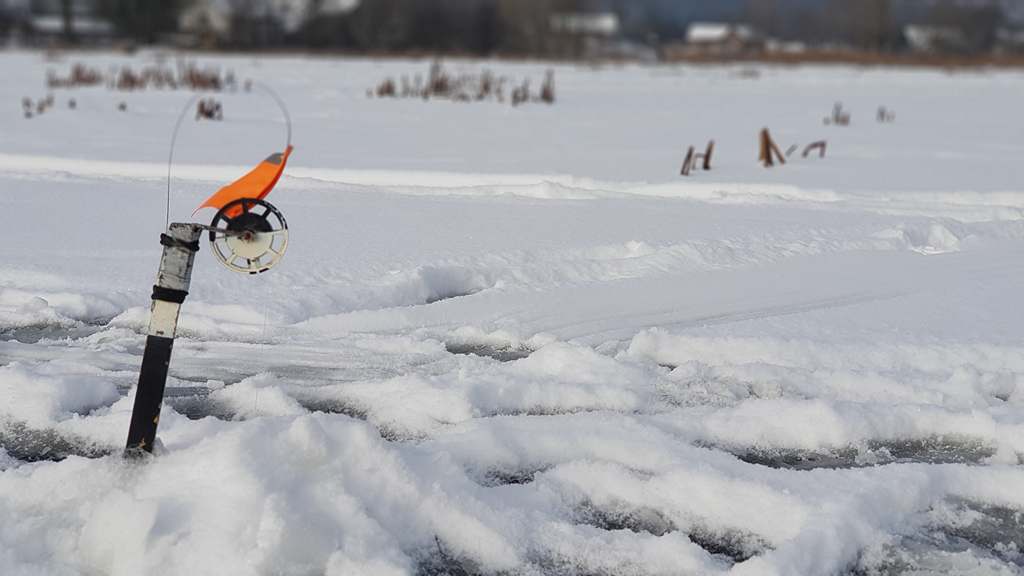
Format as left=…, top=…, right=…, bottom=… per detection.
left=558, top=291, right=901, bottom=345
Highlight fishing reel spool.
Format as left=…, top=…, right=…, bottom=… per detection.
left=208, top=197, right=288, bottom=275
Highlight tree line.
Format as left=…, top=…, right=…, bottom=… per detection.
left=9, top=0, right=1015, bottom=56
left=746, top=0, right=1009, bottom=54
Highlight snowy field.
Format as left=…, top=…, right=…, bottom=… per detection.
left=2, top=50, right=1024, bottom=575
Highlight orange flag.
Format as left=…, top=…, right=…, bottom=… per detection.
left=195, top=145, right=293, bottom=216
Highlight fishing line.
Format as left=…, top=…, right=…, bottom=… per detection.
left=254, top=82, right=293, bottom=149
left=165, top=93, right=201, bottom=229
left=164, top=84, right=293, bottom=229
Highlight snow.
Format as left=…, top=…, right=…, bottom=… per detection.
left=1, top=49, right=1024, bottom=574
left=0, top=361, right=119, bottom=429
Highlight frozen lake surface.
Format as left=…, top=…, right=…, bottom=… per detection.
left=1, top=51, right=1024, bottom=575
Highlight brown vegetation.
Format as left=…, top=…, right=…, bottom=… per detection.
left=803, top=141, right=827, bottom=159
left=759, top=129, right=786, bottom=168
left=681, top=141, right=715, bottom=176
left=371, top=61, right=555, bottom=107
left=824, top=102, right=850, bottom=127
left=196, top=98, right=224, bottom=121
left=539, top=70, right=556, bottom=104
left=759, top=129, right=827, bottom=167
left=22, top=94, right=56, bottom=119
left=46, top=61, right=242, bottom=93
left=46, top=64, right=102, bottom=89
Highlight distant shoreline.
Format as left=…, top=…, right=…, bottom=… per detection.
left=14, top=44, right=1024, bottom=70
left=660, top=50, right=1024, bottom=69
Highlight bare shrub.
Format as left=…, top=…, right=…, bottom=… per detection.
left=803, top=141, right=827, bottom=158
left=540, top=70, right=555, bottom=104
left=824, top=102, right=851, bottom=126
left=511, top=80, right=529, bottom=107
left=759, top=128, right=786, bottom=167
left=370, top=62, right=556, bottom=108
left=196, top=98, right=223, bottom=121
left=375, top=78, right=396, bottom=98
left=46, top=61, right=238, bottom=93
left=681, top=141, right=715, bottom=176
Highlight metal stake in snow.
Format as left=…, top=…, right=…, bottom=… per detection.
left=125, top=223, right=203, bottom=456
left=124, top=200, right=289, bottom=458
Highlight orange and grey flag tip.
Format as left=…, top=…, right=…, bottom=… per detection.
left=194, top=145, right=293, bottom=216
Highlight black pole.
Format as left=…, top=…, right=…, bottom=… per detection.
left=125, top=223, right=202, bottom=457
left=125, top=335, right=175, bottom=455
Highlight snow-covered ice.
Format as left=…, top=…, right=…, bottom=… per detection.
left=1, top=50, right=1024, bottom=575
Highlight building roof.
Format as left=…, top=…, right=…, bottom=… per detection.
left=903, top=25, right=966, bottom=51
left=687, top=22, right=755, bottom=44
left=550, top=12, right=621, bottom=37
left=997, top=27, right=1024, bottom=45
left=181, top=0, right=361, bottom=36
left=30, top=14, right=112, bottom=35
left=179, top=2, right=231, bottom=35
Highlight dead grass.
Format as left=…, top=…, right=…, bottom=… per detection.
left=46, top=61, right=244, bottom=92
left=370, top=61, right=555, bottom=107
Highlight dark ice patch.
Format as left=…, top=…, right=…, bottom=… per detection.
left=0, top=421, right=112, bottom=462
left=853, top=531, right=1019, bottom=575
left=445, top=342, right=532, bottom=362
left=852, top=499, right=1024, bottom=575
left=475, top=465, right=551, bottom=487
left=0, top=323, right=105, bottom=344
left=687, top=527, right=770, bottom=563
left=291, top=393, right=369, bottom=421
left=165, top=386, right=218, bottom=398
left=376, top=424, right=422, bottom=443
left=165, top=395, right=237, bottom=421
left=574, top=499, right=769, bottom=564
left=729, top=436, right=995, bottom=470
left=415, top=536, right=483, bottom=576
left=576, top=500, right=675, bottom=537
left=876, top=437, right=996, bottom=464
left=734, top=446, right=862, bottom=471
left=425, top=288, right=483, bottom=305
left=939, top=499, right=1024, bottom=566
left=163, top=387, right=237, bottom=421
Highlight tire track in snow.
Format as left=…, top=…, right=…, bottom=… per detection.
left=556, top=291, right=903, bottom=346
